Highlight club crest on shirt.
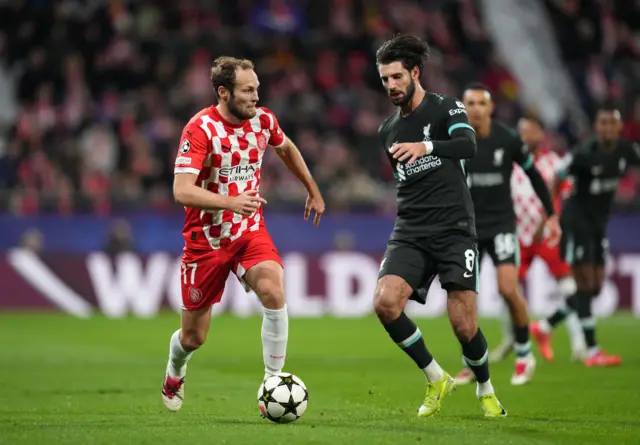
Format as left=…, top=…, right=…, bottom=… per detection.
left=493, top=148, right=504, bottom=166
left=180, top=139, right=191, bottom=154
left=423, top=124, right=431, bottom=142
left=256, top=133, right=267, bottom=150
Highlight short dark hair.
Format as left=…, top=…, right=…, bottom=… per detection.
left=521, top=111, right=545, bottom=129
left=463, top=82, right=492, bottom=98
left=596, top=99, right=621, bottom=115
left=376, top=34, right=430, bottom=73
left=210, top=56, right=255, bottom=99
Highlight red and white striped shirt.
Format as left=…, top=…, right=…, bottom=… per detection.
left=174, top=106, right=285, bottom=251
left=511, top=147, right=572, bottom=246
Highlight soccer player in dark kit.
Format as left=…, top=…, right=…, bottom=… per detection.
left=530, top=103, right=640, bottom=367
left=373, top=34, right=506, bottom=418
left=454, top=84, right=561, bottom=387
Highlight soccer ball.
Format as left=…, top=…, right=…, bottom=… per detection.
left=257, top=372, right=308, bottom=424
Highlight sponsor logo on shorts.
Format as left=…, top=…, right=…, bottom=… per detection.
left=189, top=287, right=203, bottom=303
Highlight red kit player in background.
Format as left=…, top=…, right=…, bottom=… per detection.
left=162, top=56, right=325, bottom=412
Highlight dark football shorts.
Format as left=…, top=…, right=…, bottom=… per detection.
left=379, top=231, right=479, bottom=304
left=477, top=231, right=520, bottom=267
left=560, top=215, right=607, bottom=267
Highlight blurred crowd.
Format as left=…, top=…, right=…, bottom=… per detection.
left=0, top=0, right=639, bottom=215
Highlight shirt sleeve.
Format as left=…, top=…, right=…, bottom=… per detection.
left=429, top=96, right=477, bottom=159
left=174, top=124, right=208, bottom=175
left=443, top=96, right=475, bottom=138
left=510, top=136, right=535, bottom=170
left=262, top=108, right=286, bottom=148
left=626, top=141, right=640, bottom=167
left=557, top=151, right=586, bottom=179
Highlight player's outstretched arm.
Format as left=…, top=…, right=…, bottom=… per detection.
left=274, top=137, right=325, bottom=226
left=523, top=164, right=556, bottom=218
left=429, top=127, right=477, bottom=159
left=389, top=128, right=477, bottom=164
left=420, top=95, right=478, bottom=161
left=174, top=173, right=266, bottom=216
left=523, top=163, right=561, bottom=245
left=513, top=138, right=560, bottom=244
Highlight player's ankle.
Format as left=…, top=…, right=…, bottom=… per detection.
left=476, top=379, right=494, bottom=398
left=422, top=359, right=445, bottom=382
left=538, top=319, right=552, bottom=333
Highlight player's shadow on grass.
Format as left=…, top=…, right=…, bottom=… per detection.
left=525, top=416, right=640, bottom=428
left=23, top=388, right=132, bottom=395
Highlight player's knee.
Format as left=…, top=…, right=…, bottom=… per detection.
left=255, top=281, right=286, bottom=310
left=575, top=278, right=594, bottom=294
left=496, top=265, right=519, bottom=299
left=180, top=329, right=206, bottom=351
left=498, top=282, right=518, bottom=300
left=373, top=282, right=404, bottom=323
left=452, top=318, right=477, bottom=343
left=373, top=296, right=401, bottom=323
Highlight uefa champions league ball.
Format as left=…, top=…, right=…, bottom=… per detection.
left=257, top=372, right=308, bottom=423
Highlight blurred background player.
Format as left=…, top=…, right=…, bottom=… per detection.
left=531, top=103, right=640, bottom=367
left=163, top=56, right=325, bottom=411
left=374, top=35, right=506, bottom=418
left=490, top=115, right=587, bottom=363
left=455, top=85, right=561, bottom=387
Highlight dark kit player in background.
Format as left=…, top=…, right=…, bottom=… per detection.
left=531, top=103, right=640, bottom=367
left=454, top=85, right=561, bottom=387
left=373, top=34, right=506, bottom=418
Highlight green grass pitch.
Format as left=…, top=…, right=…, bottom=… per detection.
left=1, top=312, right=639, bottom=445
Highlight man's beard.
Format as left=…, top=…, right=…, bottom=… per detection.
left=227, top=94, right=254, bottom=121
left=601, top=137, right=618, bottom=150
left=392, top=82, right=416, bottom=106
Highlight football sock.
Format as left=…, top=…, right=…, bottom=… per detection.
left=460, top=328, right=490, bottom=384
left=167, top=329, right=194, bottom=379
left=423, top=359, right=445, bottom=382
left=499, top=303, right=514, bottom=344
left=546, top=292, right=580, bottom=329
left=383, top=312, right=442, bottom=380
left=555, top=276, right=585, bottom=350
left=513, top=324, right=532, bottom=358
left=262, top=305, right=289, bottom=377
left=576, top=292, right=597, bottom=350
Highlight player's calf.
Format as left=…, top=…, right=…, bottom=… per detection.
left=162, top=306, right=211, bottom=412
left=163, top=329, right=199, bottom=412
left=374, top=277, right=445, bottom=383
left=489, top=304, right=514, bottom=363
left=496, top=266, right=534, bottom=375
left=447, top=289, right=496, bottom=398
left=244, top=260, right=289, bottom=379
left=374, top=277, right=453, bottom=416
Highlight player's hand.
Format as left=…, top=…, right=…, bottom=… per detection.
left=544, top=214, right=562, bottom=247
left=229, top=190, right=267, bottom=216
left=532, top=221, right=546, bottom=244
left=304, top=193, right=325, bottom=227
left=389, top=142, right=427, bottom=164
